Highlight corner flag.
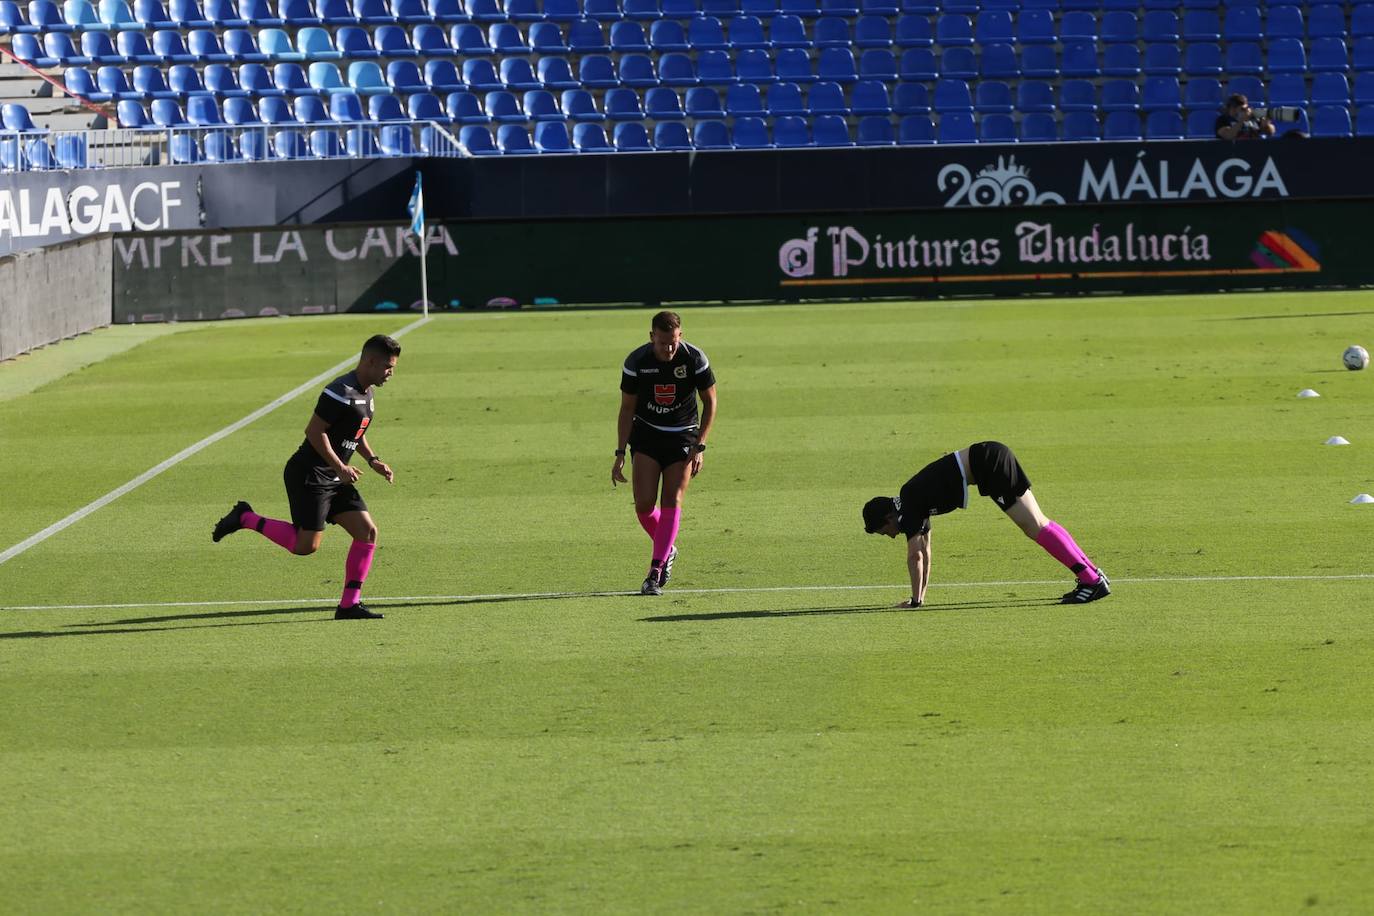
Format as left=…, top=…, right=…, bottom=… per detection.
left=407, top=171, right=424, bottom=238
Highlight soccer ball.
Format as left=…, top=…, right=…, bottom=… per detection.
left=1343, top=345, right=1370, bottom=371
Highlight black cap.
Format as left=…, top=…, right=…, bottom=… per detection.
left=862, top=497, right=896, bottom=533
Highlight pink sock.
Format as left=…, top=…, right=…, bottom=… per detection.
left=651, top=506, right=681, bottom=567
left=1035, top=521, right=1100, bottom=584
left=241, top=511, right=296, bottom=552
left=637, top=508, right=661, bottom=539
left=340, top=540, right=376, bottom=607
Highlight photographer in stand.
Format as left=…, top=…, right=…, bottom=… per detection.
left=1215, top=94, right=1277, bottom=140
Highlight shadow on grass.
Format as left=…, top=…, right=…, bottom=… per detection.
left=1213, top=310, right=1374, bottom=322
left=640, top=597, right=1058, bottom=622
left=1, top=615, right=330, bottom=640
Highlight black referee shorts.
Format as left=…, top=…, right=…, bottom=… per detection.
left=283, top=462, right=369, bottom=532
left=629, top=423, right=698, bottom=469
left=969, top=441, right=1032, bottom=511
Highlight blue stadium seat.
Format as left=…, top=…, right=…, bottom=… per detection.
left=1268, top=38, right=1307, bottom=75
left=1183, top=10, right=1219, bottom=42
left=324, top=88, right=365, bottom=121
left=277, top=0, right=317, bottom=21
left=1184, top=42, right=1222, bottom=76
left=559, top=88, right=601, bottom=120
left=819, top=47, right=859, bottom=82
left=899, top=47, right=936, bottom=80
left=623, top=0, right=659, bottom=19
left=1142, top=43, right=1180, bottom=76
left=237, top=0, right=280, bottom=24
left=941, top=46, right=976, bottom=80
left=1310, top=104, right=1351, bottom=136
left=238, top=63, right=278, bottom=96
left=1358, top=103, right=1374, bottom=135
left=150, top=97, right=186, bottom=125
left=813, top=113, right=851, bottom=144
left=386, top=60, right=424, bottom=94
left=693, top=119, right=731, bottom=148
left=1062, top=110, right=1099, bottom=140
left=661, top=0, right=697, bottom=14
left=1265, top=5, right=1303, bottom=40
left=1224, top=41, right=1263, bottom=76
left=1061, top=41, right=1100, bottom=78
left=1225, top=75, right=1265, bottom=101
left=200, top=129, right=240, bottom=161
left=645, top=85, right=685, bottom=118
left=501, top=57, right=541, bottom=89
left=167, top=0, right=208, bottom=24
left=1020, top=45, right=1057, bottom=79
left=649, top=19, right=687, bottom=51
left=1100, top=10, right=1138, bottom=43
left=736, top=48, right=775, bottom=83
left=1, top=102, right=40, bottom=131
left=351, top=0, right=394, bottom=21
left=897, top=114, right=934, bottom=144
left=306, top=128, right=341, bottom=157
left=780, top=0, right=820, bottom=16
left=766, top=80, right=806, bottom=115
left=1, top=0, right=39, bottom=32
left=259, top=96, right=293, bottom=122
left=1184, top=77, right=1221, bottom=111
left=527, top=22, right=568, bottom=54
left=937, top=111, right=975, bottom=143
left=1014, top=9, right=1053, bottom=46
left=573, top=122, right=612, bottom=151
left=1015, top=80, right=1053, bottom=113
left=648, top=120, right=685, bottom=149
left=732, top=115, right=770, bottom=148
left=686, top=85, right=725, bottom=117
left=116, top=99, right=148, bottom=127
left=42, top=33, right=87, bottom=67
left=424, top=59, right=461, bottom=93
left=169, top=63, right=208, bottom=95
left=1185, top=108, right=1217, bottom=138
left=1059, top=10, right=1096, bottom=42
left=1355, top=4, right=1374, bottom=40
left=538, top=57, right=579, bottom=89
left=851, top=115, right=895, bottom=146
left=604, top=86, right=644, bottom=119
left=315, top=0, right=352, bottom=22
left=237, top=129, right=270, bottom=160
left=115, top=30, right=158, bottom=63
left=813, top=15, right=849, bottom=48
left=134, top=65, right=177, bottom=99
left=463, top=58, right=502, bottom=90
left=186, top=93, right=222, bottom=125
left=203, top=0, right=244, bottom=25
left=64, top=0, right=104, bottom=29
left=656, top=52, right=696, bottom=85
left=851, top=78, right=890, bottom=115
left=224, top=96, right=258, bottom=122
left=1145, top=110, right=1183, bottom=139
left=687, top=15, right=727, bottom=50
left=369, top=93, right=406, bottom=121
left=1222, top=6, right=1261, bottom=42
left=853, top=15, right=890, bottom=49
left=28, top=0, right=71, bottom=30
left=569, top=18, right=610, bottom=52
left=975, top=9, right=1012, bottom=44
left=64, top=67, right=108, bottom=102
left=1101, top=43, right=1139, bottom=77
left=1103, top=110, right=1140, bottom=140
left=1142, top=76, right=1181, bottom=111
left=894, top=13, right=931, bottom=47
left=10, top=34, right=56, bottom=68
left=374, top=23, right=417, bottom=56
left=339, top=23, right=389, bottom=55
left=450, top=24, right=492, bottom=56
left=615, top=120, right=651, bottom=149
left=259, top=28, right=304, bottom=61
left=935, top=13, right=972, bottom=46
left=819, top=0, right=854, bottom=15
left=974, top=79, right=1012, bottom=113
left=1058, top=79, right=1095, bottom=112
left=980, top=43, right=1019, bottom=79
left=1266, top=73, right=1306, bottom=106
left=1019, top=111, right=1056, bottom=141
left=807, top=80, right=845, bottom=114
left=727, top=14, right=766, bottom=48
left=97, top=65, right=135, bottom=99
left=979, top=113, right=1016, bottom=143
left=540, top=0, right=579, bottom=19
left=182, top=29, right=228, bottom=63
left=692, top=48, right=736, bottom=82
left=270, top=128, right=307, bottom=159
left=932, top=77, right=971, bottom=112
left=79, top=38, right=123, bottom=71
left=294, top=94, right=328, bottom=122
left=164, top=134, right=200, bottom=164
left=776, top=47, right=816, bottom=82
left=456, top=125, right=495, bottom=154
left=777, top=113, right=815, bottom=145
left=387, top=0, right=425, bottom=18
left=1310, top=38, right=1349, bottom=73
left=584, top=0, right=622, bottom=20
left=770, top=13, right=809, bottom=48
left=578, top=54, right=618, bottom=88
left=534, top=120, right=572, bottom=152
left=447, top=90, right=486, bottom=122
left=1101, top=79, right=1139, bottom=112
left=222, top=28, right=268, bottom=61
left=522, top=88, right=561, bottom=120
left=346, top=60, right=387, bottom=93
left=1357, top=38, right=1374, bottom=71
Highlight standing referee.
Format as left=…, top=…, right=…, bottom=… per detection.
left=612, top=311, right=718, bottom=595
left=212, top=335, right=401, bottom=619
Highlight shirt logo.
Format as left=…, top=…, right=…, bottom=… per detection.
left=353, top=416, right=371, bottom=439
left=654, top=384, right=676, bottom=405
left=640, top=367, right=658, bottom=374
left=674, top=365, right=688, bottom=379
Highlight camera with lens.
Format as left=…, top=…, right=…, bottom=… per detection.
left=1249, top=106, right=1303, bottom=123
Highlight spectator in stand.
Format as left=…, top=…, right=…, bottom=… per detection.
left=1215, top=93, right=1276, bottom=141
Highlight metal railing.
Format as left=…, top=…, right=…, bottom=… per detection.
left=0, top=119, right=463, bottom=170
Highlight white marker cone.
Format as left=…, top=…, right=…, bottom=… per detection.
left=1326, top=436, right=1351, bottom=446
left=1351, top=494, right=1374, bottom=504
left=1298, top=389, right=1321, bottom=398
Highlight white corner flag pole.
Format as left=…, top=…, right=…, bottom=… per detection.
left=409, top=171, right=428, bottom=318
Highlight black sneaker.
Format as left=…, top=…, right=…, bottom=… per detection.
left=335, top=602, right=384, bottom=620
left=657, top=546, right=678, bottom=587
left=1062, top=572, right=1111, bottom=605
left=640, top=575, right=663, bottom=596
left=212, top=500, right=253, bottom=543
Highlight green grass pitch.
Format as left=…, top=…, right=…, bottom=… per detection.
left=2, top=293, right=1372, bottom=912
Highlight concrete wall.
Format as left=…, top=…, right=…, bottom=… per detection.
left=0, top=234, right=112, bottom=361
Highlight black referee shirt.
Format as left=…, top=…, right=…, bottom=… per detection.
left=895, top=453, right=968, bottom=538
left=620, top=341, right=716, bottom=431
left=288, top=371, right=375, bottom=484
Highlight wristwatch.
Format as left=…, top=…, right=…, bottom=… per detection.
left=694, top=443, right=707, bottom=453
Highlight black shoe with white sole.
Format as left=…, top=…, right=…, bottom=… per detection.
left=212, top=500, right=252, bottom=543
left=335, top=602, right=384, bottom=620
left=640, top=575, right=663, bottom=596
left=658, top=546, right=678, bottom=587
left=1062, top=572, right=1111, bottom=605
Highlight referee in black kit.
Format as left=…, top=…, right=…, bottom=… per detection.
left=863, top=441, right=1110, bottom=608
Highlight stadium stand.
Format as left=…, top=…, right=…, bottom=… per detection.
left=2, top=0, right=1372, bottom=162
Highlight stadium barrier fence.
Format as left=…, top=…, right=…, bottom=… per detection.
left=0, top=232, right=111, bottom=359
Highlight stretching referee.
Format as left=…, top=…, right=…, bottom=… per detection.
left=863, top=441, right=1110, bottom=608
left=211, top=335, right=401, bottom=619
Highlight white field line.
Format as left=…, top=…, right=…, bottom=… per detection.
left=0, top=316, right=432, bottom=569
left=3, top=572, right=1372, bottom=612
